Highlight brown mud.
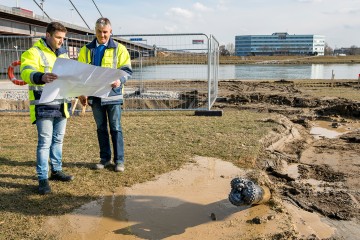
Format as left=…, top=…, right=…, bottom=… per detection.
left=2, top=80, right=360, bottom=239
left=215, top=80, right=360, bottom=239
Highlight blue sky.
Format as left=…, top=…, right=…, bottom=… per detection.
left=2, top=0, right=360, bottom=48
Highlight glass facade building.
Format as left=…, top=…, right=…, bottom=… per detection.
left=235, top=32, right=325, bottom=56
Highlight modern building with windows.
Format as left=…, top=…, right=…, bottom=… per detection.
left=235, top=32, right=325, bottom=56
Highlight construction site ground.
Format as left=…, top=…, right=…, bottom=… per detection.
left=1, top=79, right=360, bottom=240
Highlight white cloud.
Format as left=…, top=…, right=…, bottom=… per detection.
left=166, top=7, right=194, bottom=19
left=337, top=8, right=360, bottom=14
left=216, top=0, right=228, bottom=11
left=1, top=0, right=358, bottom=48
left=164, top=25, right=179, bottom=33
left=322, top=7, right=360, bottom=15
left=193, top=2, right=212, bottom=12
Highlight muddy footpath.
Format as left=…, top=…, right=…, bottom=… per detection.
left=1, top=80, right=360, bottom=239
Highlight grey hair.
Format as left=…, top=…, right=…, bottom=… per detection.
left=95, top=17, right=111, bottom=29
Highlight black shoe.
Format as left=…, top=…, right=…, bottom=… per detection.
left=49, top=171, right=74, bottom=182
left=38, top=179, right=51, bottom=195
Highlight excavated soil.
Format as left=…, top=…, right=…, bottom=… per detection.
left=1, top=80, right=360, bottom=239
left=214, top=80, right=360, bottom=239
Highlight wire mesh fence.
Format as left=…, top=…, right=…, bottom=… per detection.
left=0, top=33, right=219, bottom=112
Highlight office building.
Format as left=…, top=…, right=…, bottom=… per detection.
left=235, top=32, right=325, bottom=56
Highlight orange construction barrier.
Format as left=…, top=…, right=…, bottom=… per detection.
left=7, top=60, right=27, bottom=86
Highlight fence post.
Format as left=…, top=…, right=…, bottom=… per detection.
left=14, top=45, right=19, bottom=60
left=207, top=35, right=212, bottom=111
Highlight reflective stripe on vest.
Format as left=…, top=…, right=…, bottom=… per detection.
left=30, top=98, right=72, bottom=105
left=34, top=46, right=50, bottom=73
left=21, top=65, right=36, bottom=71
left=101, top=95, right=123, bottom=102
left=86, top=47, right=90, bottom=64
left=113, top=44, right=118, bottom=68
left=29, top=85, right=44, bottom=91
left=29, top=72, right=37, bottom=84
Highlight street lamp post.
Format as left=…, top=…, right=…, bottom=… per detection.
left=70, top=8, right=74, bottom=24
left=40, top=0, right=45, bottom=18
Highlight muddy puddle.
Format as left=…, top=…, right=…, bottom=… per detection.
left=44, top=156, right=336, bottom=240
left=310, top=120, right=360, bottom=139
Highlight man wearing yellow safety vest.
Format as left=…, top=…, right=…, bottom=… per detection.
left=20, top=22, right=74, bottom=195
left=78, top=17, right=132, bottom=172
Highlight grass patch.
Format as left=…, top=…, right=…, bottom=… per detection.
left=0, top=109, right=277, bottom=239
left=298, top=86, right=360, bottom=101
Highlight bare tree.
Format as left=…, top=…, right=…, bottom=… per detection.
left=349, top=45, right=359, bottom=55
left=324, top=42, right=333, bottom=55
left=226, top=43, right=235, bottom=56
left=219, top=45, right=230, bottom=56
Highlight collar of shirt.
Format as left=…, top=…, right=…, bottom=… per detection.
left=96, top=41, right=108, bottom=47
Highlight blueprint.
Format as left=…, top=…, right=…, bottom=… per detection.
left=39, top=58, right=128, bottom=103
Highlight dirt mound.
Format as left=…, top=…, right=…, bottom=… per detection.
left=213, top=81, right=360, bottom=239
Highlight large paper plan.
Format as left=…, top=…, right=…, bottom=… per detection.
left=39, top=58, right=129, bottom=103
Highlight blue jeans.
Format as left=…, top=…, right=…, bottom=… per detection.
left=91, top=98, right=124, bottom=164
left=36, top=117, right=67, bottom=180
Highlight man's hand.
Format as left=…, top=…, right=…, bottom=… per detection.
left=111, top=79, right=121, bottom=88
left=78, top=95, right=88, bottom=106
left=42, top=73, right=58, bottom=83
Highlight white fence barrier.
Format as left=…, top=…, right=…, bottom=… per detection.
left=0, top=33, right=219, bottom=112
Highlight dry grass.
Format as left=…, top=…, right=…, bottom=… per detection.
left=300, top=87, right=360, bottom=101
left=290, top=79, right=360, bottom=101
left=0, top=109, right=276, bottom=239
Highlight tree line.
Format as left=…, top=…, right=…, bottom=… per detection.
left=221, top=43, right=360, bottom=56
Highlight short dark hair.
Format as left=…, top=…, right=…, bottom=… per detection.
left=46, top=22, right=67, bottom=35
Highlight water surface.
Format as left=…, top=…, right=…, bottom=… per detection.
left=131, top=64, right=360, bottom=80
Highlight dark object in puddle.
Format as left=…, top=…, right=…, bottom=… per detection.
left=228, top=177, right=271, bottom=206
left=331, top=122, right=340, bottom=128
left=340, top=136, right=360, bottom=143
left=210, top=212, right=217, bottom=221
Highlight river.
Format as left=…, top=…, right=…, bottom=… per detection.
left=2, top=64, right=359, bottom=82
left=131, top=64, right=360, bottom=80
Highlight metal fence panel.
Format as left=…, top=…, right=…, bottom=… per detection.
left=0, top=34, right=219, bottom=112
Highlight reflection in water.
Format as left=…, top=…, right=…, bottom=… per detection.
left=117, top=196, right=246, bottom=239
left=310, top=127, right=343, bottom=139
left=130, top=64, right=360, bottom=81
left=311, top=64, right=360, bottom=79
left=2, top=64, right=359, bottom=82
left=44, top=157, right=336, bottom=240
left=311, top=64, right=325, bottom=79
left=310, top=120, right=360, bottom=139
left=101, top=194, right=127, bottom=221
left=234, top=64, right=312, bottom=80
